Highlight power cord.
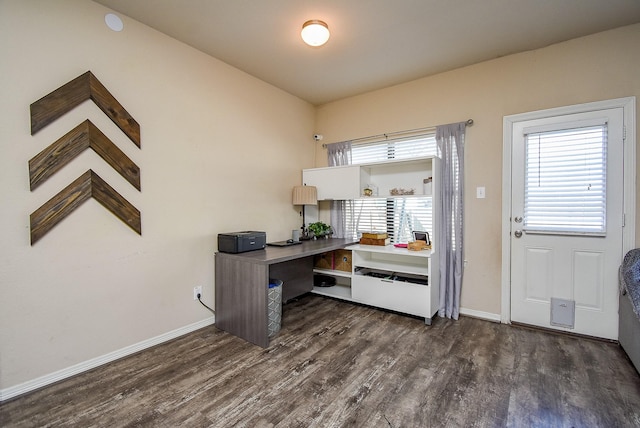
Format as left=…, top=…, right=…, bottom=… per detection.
left=197, top=293, right=215, bottom=314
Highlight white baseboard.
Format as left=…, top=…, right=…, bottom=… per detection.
left=0, top=316, right=215, bottom=403
left=460, top=307, right=501, bottom=323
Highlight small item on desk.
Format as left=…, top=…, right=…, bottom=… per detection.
left=360, top=237, right=390, bottom=246
left=360, top=232, right=389, bottom=246
left=408, top=240, right=431, bottom=251
left=412, top=231, right=431, bottom=245
left=308, top=221, right=332, bottom=239
left=361, top=232, right=388, bottom=239
left=267, top=240, right=302, bottom=247
left=218, top=231, right=266, bottom=253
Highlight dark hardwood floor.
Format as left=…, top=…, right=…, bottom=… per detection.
left=2, top=294, right=640, bottom=427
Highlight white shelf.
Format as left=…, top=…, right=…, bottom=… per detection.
left=349, top=245, right=431, bottom=277
left=312, top=284, right=353, bottom=301
left=356, top=156, right=434, bottom=169
left=355, top=261, right=428, bottom=276
left=357, top=193, right=432, bottom=200
left=360, top=157, right=433, bottom=200
left=346, top=244, right=432, bottom=258
left=313, top=268, right=351, bottom=278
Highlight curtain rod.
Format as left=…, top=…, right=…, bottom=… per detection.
left=322, top=119, right=473, bottom=148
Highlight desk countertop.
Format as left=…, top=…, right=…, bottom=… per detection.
left=215, top=238, right=356, bottom=265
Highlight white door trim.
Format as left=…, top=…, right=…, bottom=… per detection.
left=501, top=97, right=636, bottom=325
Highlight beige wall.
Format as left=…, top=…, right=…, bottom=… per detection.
left=0, top=0, right=315, bottom=393
left=316, top=23, right=640, bottom=318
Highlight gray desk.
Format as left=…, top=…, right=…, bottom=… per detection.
left=215, top=238, right=355, bottom=347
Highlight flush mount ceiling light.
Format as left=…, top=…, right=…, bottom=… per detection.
left=301, top=20, right=330, bottom=47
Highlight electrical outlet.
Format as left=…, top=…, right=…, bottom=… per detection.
left=193, top=286, right=202, bottom=301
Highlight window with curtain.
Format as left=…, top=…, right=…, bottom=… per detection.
left=524, top=123, right=607, bottom=235
left=346, top=134, right=436, bottom=242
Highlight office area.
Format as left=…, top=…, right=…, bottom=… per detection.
left=2, top=0, right=640, bottom=424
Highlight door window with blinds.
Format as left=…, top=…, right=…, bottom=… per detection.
left=347, top=135, right=436, bottom=242
left=523, top=119, right=608, bottom=235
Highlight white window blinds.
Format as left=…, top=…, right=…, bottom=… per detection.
left=348, top=135, right=436, bottom=242
left=523, top=122, right=608, bottom=235
left=351, top=135, right=436, bottom=164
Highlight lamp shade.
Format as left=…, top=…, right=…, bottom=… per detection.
left=301, top=20, right=330, bottom=47
left=292, top=185, right=318, bottom=205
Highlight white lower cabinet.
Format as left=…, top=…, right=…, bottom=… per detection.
left=311, top=245, right=439, bottom=324
left=349, top=244, right=439, bottom=324
left=351, top=274, right=429, bottom=317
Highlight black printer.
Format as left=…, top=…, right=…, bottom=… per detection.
left=217, top=231, right=266, bottom=254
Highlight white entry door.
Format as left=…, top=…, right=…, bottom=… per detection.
left=509, top=107, right=625, bottom=340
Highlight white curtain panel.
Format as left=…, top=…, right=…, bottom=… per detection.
left=327, top=141, right=352, bottom=167
left=326, top=142, right=352, bottom=238
left=436, top=122, right=466, bottom=319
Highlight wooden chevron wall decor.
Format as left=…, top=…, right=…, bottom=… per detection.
left=30, top=170, right=141, bottom=245
left=30, top=71, right=141, bottom=147
left=29, top=120, right=141, bottom=191
left=28, top=71, right=142, bottom=244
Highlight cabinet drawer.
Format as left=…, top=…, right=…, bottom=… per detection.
left=352, top=275, right=429, bottom=317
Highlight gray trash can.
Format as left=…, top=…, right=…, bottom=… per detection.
left=268, top=279, right=283, bottom=337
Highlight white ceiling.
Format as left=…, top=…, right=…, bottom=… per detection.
left=94, top=0, right=640, bottom=105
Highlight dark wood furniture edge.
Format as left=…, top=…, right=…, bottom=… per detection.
left=214, top=239, right=356, bottom=348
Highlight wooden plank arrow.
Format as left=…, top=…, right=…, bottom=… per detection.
left=30, top=170, right=141, bottom=245
left=29, top=120, right=141, bottom=191
left=30, top=71, right=141, bottom=147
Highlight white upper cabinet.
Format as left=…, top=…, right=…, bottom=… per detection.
left=303, top=157, right=435, bottom=200
left=302, top=165, right=361, bottom=200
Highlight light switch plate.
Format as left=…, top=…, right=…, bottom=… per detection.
left=476, top=186, right=486, bottom=198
